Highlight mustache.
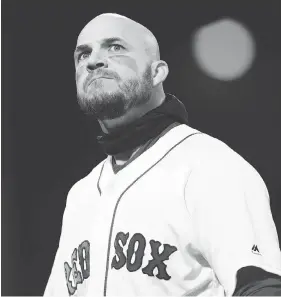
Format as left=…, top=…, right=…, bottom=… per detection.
left=84, top=70, right=120, bottom=89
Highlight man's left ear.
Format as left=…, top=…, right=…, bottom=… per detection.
left=151, top=60, right=169, bottom=87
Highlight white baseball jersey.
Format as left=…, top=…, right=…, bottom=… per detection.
left=44, top=124, right=281, bottom=296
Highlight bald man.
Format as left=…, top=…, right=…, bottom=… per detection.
left=44, top=13, right=281, bottom=296
left=75, top=13, right=165, bottom=133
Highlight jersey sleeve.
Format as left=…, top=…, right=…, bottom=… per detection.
left=184, top=140, right=281, bottom=296
left=44, top=186, right=77, bottom=296
left=44, top=242, right=67, bottom=296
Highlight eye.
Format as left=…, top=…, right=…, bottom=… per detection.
left=109, top=44, right=125, bottom=53
left=78, top=51, right=91, bottom=62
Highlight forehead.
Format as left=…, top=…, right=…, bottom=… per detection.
left=77, top=17, right=145, bottom=49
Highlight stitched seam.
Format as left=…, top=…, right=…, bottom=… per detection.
left=103, top=131, right=201, bottom=296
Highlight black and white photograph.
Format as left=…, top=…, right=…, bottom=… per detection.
left=2, top=1, right=281, bottom=296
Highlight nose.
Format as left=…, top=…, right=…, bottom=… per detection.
left=86, top=51, right=108, bottom=72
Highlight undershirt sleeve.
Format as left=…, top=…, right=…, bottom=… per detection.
left=234, top=266, right=281, bottom=296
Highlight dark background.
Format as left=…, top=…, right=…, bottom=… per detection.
left=2, top=1, right=281, bottom=295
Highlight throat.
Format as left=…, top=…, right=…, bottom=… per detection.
left=111, top=139, right=153, bottom=174
left=113, top=147, right=141, bottom=166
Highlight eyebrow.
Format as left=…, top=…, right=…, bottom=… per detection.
left=74, top=37, right=128, bottom=55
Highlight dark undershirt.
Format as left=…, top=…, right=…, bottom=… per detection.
left=111, top=123, right=281, bottom=295
left=234, top=266, right=281, bottom=296
left=111, top=122, right=180, bottom=174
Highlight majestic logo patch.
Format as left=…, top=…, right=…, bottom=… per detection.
left=111, top=232, right=177, bottom=280
left=64, top=240, right=90, bottom=295
left=251, top=244, right=261, bottom=255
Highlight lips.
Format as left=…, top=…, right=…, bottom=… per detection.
left=87, top=76, right=112, bottom=87
left=93, top=76, right=109, bottom=80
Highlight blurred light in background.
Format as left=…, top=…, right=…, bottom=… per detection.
left=192, top=18, right=256, bottom=81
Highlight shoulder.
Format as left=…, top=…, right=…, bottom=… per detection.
left=180, top=126, right=241, bottom=162
left=178, top=125, right=268, bottom=198
left=180, top=126, right=261, bottom=177
left=65, top=158, right=106, bottom=207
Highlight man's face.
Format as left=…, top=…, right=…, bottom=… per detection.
left=74, top=16, right=154, bottom=120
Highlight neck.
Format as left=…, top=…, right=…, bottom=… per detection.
left=98, top=88, right=165, bottom=134
left=113, top=145, right=142, bottom=166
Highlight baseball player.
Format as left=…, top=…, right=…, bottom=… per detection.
left=44, top=13, right=281, bottom=296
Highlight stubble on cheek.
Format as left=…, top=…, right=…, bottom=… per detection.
left=75, top=64, right=83, bottom=80
left=75, top=67, right=87, bottom=94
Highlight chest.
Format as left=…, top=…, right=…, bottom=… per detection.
left=57, top=143, right=216, bottom=296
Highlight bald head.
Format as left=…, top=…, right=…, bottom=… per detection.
left=77, top=13, right=160, bottom=62
left=75, top=13, right=168, bottom=124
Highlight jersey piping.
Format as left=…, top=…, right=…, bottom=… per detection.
left=97, top=122, right=180, bottom=195
left=103, top=131, right=202, bottom=296
left=97, top=161, right=106, bottom=195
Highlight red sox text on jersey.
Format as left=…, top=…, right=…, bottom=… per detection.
left=64, top=233, right=177, bottom=295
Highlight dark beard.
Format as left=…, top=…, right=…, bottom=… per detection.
left=77, top=67, right=153, bottom=120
